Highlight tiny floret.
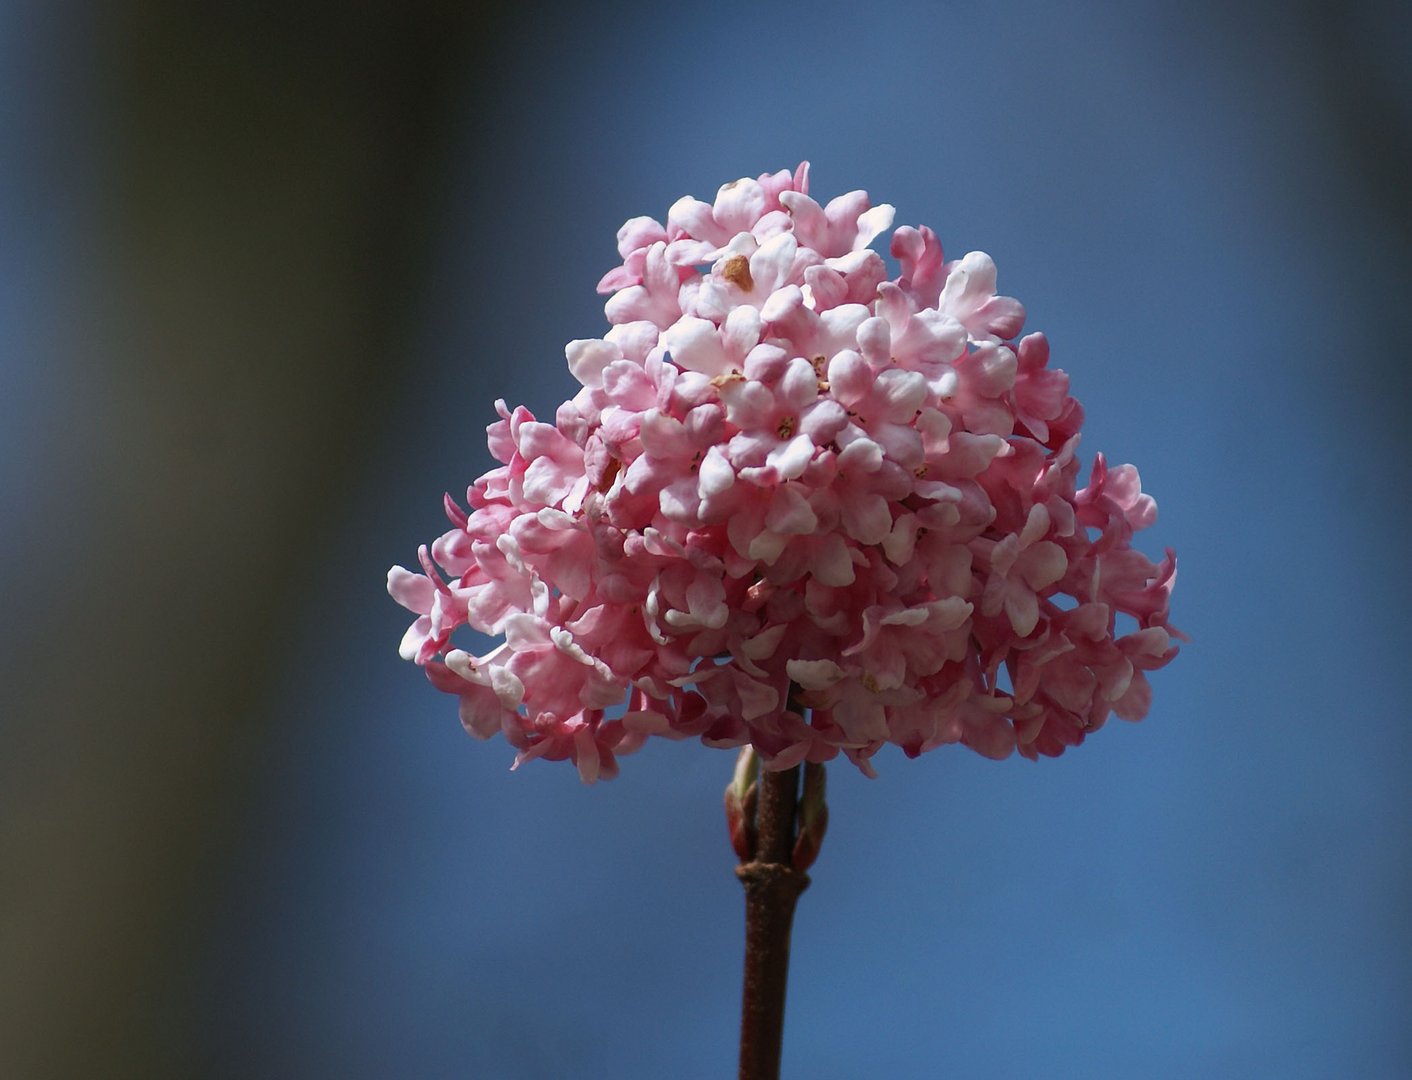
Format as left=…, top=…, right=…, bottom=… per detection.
left=389, top=164, right=1180, bottom=781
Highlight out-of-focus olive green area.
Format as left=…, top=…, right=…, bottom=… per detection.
left=0, top=5, right=493, bottom=1077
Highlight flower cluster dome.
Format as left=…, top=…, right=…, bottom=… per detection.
left=389, top=164, right=1179, bottom=781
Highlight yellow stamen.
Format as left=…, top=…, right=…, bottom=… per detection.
left=722, top=255, right=754, bottom=291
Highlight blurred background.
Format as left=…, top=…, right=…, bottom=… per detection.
left=3, top=1, right=1409, bottom=1077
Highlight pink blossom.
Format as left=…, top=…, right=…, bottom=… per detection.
left=389, top=164, right=1180, bottom=781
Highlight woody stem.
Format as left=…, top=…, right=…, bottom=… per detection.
left=736, top=764, right=808, bottom=1080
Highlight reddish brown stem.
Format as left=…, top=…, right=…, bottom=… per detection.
left=736, top=764, right=808, bottom=1080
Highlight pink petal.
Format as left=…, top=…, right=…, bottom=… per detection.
left=458, top=683, right=510, bottom=740
left=801, top=399, right=848, bottom=443
left=765, top=485, right=819, bottom=534
left=1019, top=541, right=1067, bottom=591
left=842, top=491, right=892, bottom=544
left=713, top=178, right=768, bottom=235
left=719, top=380, right=776, bottom=430
left=748, top=232, right=799, bottom=294
left=1004, top=586, right=1040, bottom=637
left=827, top=349, right=873, bottom=405
left=852, top=316, right=886, bottom=367
left=668, top=196, right=727, bottom=245
left=617, top=215, right=667, bottom=258
left=811, top=532, right=856, bottom=586
left=638, top=410, right=690, bottom=459
left=873, top=369, right=928, bottom=421
left=776, top=356, right=820, bottom=413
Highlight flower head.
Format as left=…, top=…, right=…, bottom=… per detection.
left=390, top=164, right=1181, bottom=781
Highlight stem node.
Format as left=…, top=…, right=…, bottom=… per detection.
left=734, top=764, right=814, bottom=1080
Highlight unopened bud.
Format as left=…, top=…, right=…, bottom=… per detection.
left=792, top=761, right=829, bottom=872
left=724, top=746, right=760, bottom=862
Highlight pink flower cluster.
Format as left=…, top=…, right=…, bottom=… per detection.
left=389, top=164, right=1180, bottom=782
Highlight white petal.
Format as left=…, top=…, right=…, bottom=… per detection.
left=398, top=616, right=431, bottom=660
left=787, top=658, right=846, bottom=690
left=766, top=433, right=816, bottom=480
left=854, top=204, right=895, bottom=249
left=742, top=624, right=787, bottom=660
left=661, top=316, right=730, bottom=376
left=698, top=445, right=736, bottom=496
left=489, top=667, right=525, bottom=708
left=565, top=338, right=622, bottom=385
left=387, top=566, right=434, bottom=613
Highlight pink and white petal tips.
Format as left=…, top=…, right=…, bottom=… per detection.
left=388, top=162, right=1179, bottom=780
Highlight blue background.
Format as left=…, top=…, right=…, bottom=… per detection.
left=5, top=2, right=1409, bottom=1077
